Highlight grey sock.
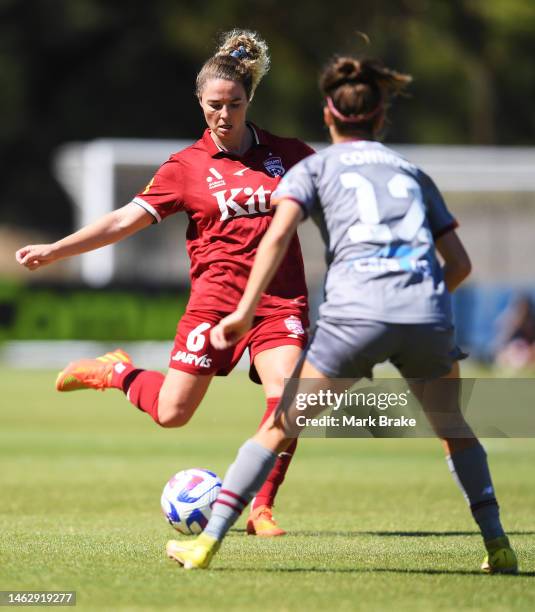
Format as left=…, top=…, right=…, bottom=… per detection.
left=447, top=442, right=505, bottom=540
left=204, top=439, right=277, bottom=541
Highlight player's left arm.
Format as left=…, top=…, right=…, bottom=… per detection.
left=435, top=229, right=472, bottom=292
left=210, top=199, right=304, bottom=349
left=420, top=170, right=471, bottom=292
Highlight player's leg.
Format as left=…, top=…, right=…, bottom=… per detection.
left=246, top=343, right=302, bottom=536
left=129, top=368, right=214, bottom=427
left=402, top=328, right=517, bottom=574
left=57, top=347, right=214, bottom=425
left=166, top=358, right=330, bottom=569
left=56, top=311, right=226, bottom=427
left=246, top=317, right=389, bottom=531
left=166, top=321, right=385, bottom=568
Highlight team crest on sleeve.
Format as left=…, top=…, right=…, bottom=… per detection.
left=284, top=316, right=305, bottom=337
left=264, top=156, right=285, bottom=177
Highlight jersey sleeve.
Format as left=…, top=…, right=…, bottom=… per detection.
left=419, top=171, right=458, bottom=239
left=272, top=154, right=321, bottom=219
left=131, top=159, right=184, bottom=223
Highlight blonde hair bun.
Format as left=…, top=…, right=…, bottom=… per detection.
left=216, top=29, right=270, bottom=99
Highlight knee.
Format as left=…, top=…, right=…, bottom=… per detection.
left=157, top=398, right=196, bottom=428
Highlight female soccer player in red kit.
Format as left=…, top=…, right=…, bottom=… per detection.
left=15, top=30, right=313, bottom=537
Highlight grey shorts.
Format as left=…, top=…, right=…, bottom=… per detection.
left=306, top=318, right=463, bottom=381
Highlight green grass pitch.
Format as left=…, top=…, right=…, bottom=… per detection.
left=1, top=368, right=534, bottom=611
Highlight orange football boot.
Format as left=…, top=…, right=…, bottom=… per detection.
left=55, top=349, right=132, bottom=391
left=246, top=505, right=286, bottom=537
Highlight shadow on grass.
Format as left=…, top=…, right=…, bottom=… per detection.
left=230, top=529, right=535, bottom=538
left=359, top=530, right=535, bottom=538
left=212, top=566, right=535, bottom=577
left=222, top=529, right=533, bottom=576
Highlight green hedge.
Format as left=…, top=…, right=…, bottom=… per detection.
left=0, top=281, right=188, bottom=341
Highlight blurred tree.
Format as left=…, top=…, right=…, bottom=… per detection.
left=0, top=0, right=534, bottom=233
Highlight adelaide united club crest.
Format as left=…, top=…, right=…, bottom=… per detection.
left=263, top=156, right=285, bottom=177
left=284, top=316, right=305, bottom=337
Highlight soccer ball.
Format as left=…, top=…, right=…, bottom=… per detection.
left=161, top=468, right=222, bottom=535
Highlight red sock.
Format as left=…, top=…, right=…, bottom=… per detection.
left=111, top=364, right=164, bottom=425
left=252, top=397, right=298, bottom=510
left=109, top=362, right=138, bottom=390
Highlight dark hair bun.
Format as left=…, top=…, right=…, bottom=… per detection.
left=337, top=58, right=361, bottom=82
left=319, top=54, right=412, bottom=134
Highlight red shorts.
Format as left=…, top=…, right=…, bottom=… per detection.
left=169, top=309, right=308, bottom=383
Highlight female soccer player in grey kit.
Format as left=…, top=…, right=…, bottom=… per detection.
left=166, top=54, right=518, bottom=573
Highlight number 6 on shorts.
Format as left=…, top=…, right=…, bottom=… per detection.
left=186, top=322, right=212, bottom=352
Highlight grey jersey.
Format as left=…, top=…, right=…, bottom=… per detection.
left=272, top=141, right=456, bottom=324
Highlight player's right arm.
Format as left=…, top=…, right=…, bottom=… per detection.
left=15, top=203, right=152, bottom=271
left=17, top=157, right=183, bottom=272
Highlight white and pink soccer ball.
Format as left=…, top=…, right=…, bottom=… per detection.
left=161, top=468, right=222, bottom=535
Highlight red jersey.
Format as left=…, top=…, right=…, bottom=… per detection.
left=132, top=124, right=313, bottom=315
